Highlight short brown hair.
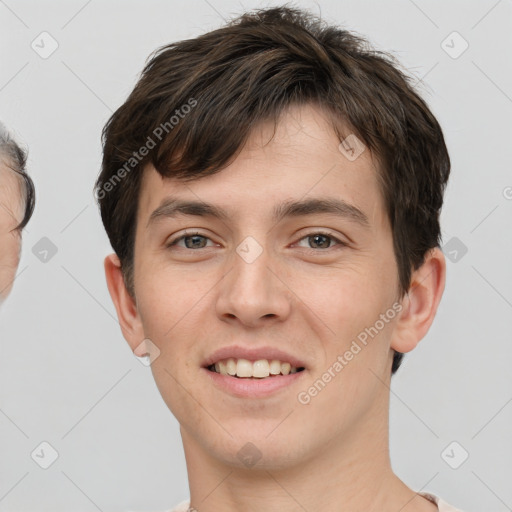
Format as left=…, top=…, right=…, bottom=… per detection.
left=95, top=5, right=450, bottom=374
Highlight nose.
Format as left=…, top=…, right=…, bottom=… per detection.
left=215, top=240, right=292, bottom=328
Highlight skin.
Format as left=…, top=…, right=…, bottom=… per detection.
left=0, top=161, right=24, bottom=303
left=106, top=103, right=445, bottom=512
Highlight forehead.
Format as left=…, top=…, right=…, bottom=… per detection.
left=138, top=103, right=387, bottom=229
left=0, top=161, right=24, bottom=225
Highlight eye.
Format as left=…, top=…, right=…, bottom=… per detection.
left=165, top=231, right=346, bottom=251
left=295, top=231, right=346, bottom=250
left=166, top=232, right=214, bottom=249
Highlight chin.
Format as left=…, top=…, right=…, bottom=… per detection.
left=214, top=426, right=305, bottom=470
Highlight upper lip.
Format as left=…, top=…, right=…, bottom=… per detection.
left=202, top=345, right=307, bottom=369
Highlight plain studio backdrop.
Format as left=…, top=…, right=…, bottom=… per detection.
left=0, top=1, right=511, bottom=511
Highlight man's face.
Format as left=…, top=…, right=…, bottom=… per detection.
left=127, top=104, right=403, bottom=467
left=0, top=162, right=23, bottom=302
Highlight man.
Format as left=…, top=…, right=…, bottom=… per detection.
left=0, top=122, right=35, bottom=303
left=96, top=6, right=462, bottom=511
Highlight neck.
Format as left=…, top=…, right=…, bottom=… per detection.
left=180, top=392, right=436, bottom=512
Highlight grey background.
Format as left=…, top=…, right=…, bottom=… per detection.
left=0, top=0, right=511, bottom=510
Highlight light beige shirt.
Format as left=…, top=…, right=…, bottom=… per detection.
left=167, top=493, right=464, bottom=511
left=419, top=492, right=464, bottom=511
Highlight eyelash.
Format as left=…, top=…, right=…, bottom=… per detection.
left=166, top=230, right=346, bottom=251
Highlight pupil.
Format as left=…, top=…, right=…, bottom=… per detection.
left=186, top=235, right=206, bottom=249
left=311, top=235, right=329, bottom=249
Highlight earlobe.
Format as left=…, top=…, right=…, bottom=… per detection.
left=104, top=253, right=145, bottom=352
left=391, top=248, right=446, bottom=354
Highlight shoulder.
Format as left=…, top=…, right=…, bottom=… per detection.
left=167, top=500, right=191, bottom=512
left=419, top=492, right=465, bottom=512
left=126, top=500, right=190, bottom=512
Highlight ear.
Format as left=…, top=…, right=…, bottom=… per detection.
left=104, top=253, right=145, bottom=354
left=391, top=247, right=446, bottom=353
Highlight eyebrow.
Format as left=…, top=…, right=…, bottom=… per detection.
left=147, top=196, right=370, bottom=228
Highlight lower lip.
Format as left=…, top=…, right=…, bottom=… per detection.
left=202, top=367, right=306, bottom=398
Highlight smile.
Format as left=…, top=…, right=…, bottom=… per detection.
left=203, top=360, right=306, bottom=399
left=208, top=357, right=305, bottom=379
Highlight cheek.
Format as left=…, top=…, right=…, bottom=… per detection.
left=291, top=258, right=396, bottom=332
left=0, top=232, right=21, bottom=266
left=0, top=233, right=21, bottom=297
left=284, top=251, right=399, bottom=387
left=292, top=269, right=397, bottom=431
left=135, top=260, right=215, bottom=349
left=136, top=271, right=216, bottom=426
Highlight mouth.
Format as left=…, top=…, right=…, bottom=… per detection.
left=206, top=358, right=306, bottom=379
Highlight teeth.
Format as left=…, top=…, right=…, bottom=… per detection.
left=253, top=360, right=270, bottom=378
left=236, top=359, right=253, bottom=377
left=218, top=360, right=228, bottom=375
left=210, top=358, right=302, bottom=378
left=225, top=358, right=236, bottom=375
left=269, top=360, right=281, bottom=375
